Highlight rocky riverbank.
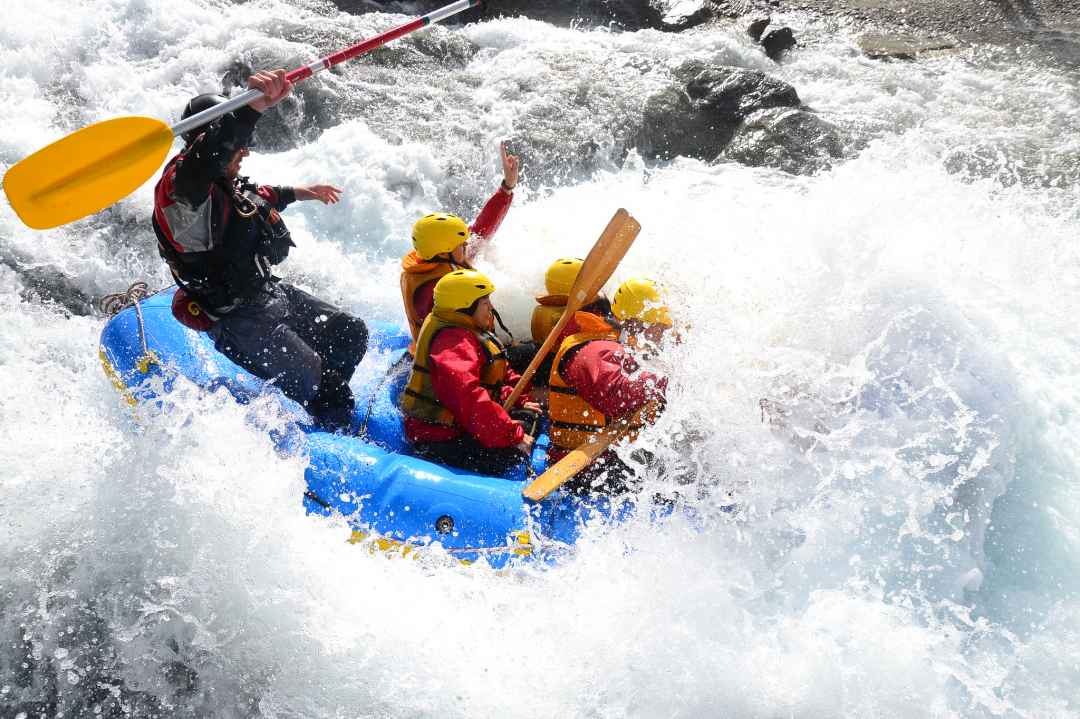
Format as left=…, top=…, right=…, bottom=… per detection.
left=352, top=0, right=1079, bottom=36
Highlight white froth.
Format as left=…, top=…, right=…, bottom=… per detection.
left=1, top=0, right=1079, bottom=716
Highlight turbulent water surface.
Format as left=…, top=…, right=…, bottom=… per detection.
left=2, top=0, right=1080, bottom=716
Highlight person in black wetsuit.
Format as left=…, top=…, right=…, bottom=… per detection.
left=151, top=69, right=367, bottom=431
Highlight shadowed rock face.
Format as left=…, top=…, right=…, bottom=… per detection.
left=761, top=26, right=797, bottom=60
left=636, top=64, right=803, bottom=162
left=0, top=256, right=95, bottom=316
left=723, top=107, right=850, bottom=175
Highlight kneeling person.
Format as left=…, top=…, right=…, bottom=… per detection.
left=153, top=71, right=366, bottom=432
left=548, top=277, right=673, bottom=492
left=400, top=270, right=536, bottom=476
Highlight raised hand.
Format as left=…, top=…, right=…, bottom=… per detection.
left=297, top=185, right=343, bottom=204
left=500, top=141, right=520, bottom=190
left=248, top=69, right=293, bottom=113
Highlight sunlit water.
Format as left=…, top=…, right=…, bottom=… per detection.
left=2, top=0, right=1079, bottom=716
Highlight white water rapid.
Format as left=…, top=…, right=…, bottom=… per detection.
left=1, top=0, right=1079, bottom=716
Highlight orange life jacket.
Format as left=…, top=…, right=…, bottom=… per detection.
left=530, top=294, right=568, bottom=343
left=399, top=251, right=463, bottom=344
left=400, top=309, right=509, bottom=427
left=548, top=312, right=651, bottom=451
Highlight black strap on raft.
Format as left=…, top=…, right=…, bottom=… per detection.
left=402, top=388, right=442, bottom=406
left=551, top=419, right=604, bottom=434
left=304, top=489, right=332, bottom=509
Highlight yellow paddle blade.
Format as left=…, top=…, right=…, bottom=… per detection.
left=577, top=209, right=640, bottom=305
left=3, top=116, right=174, bottom=230
left=523, top=424, right=632, bottom=502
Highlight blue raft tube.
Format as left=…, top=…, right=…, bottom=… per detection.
left=99, top=286, right=627, bottom=569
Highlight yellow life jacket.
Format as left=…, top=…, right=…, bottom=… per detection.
left=400, top=251, right=463, bottom=344
left=400, top=309, right=509, bottom=427
left=531, top=294, right=568, bottom=343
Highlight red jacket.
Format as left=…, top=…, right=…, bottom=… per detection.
left=411, top=187, right=513, bottom=323
left=549, top=315, right=668, bottom=459
left=404, top=326, right=526, bottom=448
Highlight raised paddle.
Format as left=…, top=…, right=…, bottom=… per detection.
left=2, top=0, right=481, bottom=230
left=502, top=208, right=640, bottom=411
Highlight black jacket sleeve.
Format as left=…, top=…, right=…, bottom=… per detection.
left=267, top=186, right=297, bottom=211
left=172, top=106, right=262, bottom=206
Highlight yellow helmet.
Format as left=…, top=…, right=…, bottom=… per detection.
left=412, top=213, right=470, bottom=260
left=434, top=269, right=495, bottom=312
left=544, top=257, right=584, bottom=296
left=612, top=278, right=672, bottom=326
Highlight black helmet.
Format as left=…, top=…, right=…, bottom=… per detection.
left=180, top=93, right=228, bottom=145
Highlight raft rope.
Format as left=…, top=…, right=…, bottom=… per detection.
left=98, top=281, right=160, bottom=373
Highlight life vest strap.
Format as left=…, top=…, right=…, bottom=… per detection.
left=551, top=419, right=604, bottom=434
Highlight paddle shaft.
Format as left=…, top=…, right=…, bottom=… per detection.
left=171, top=0, right=480, bottom=140
left=501, top=293, right=582, bottom=411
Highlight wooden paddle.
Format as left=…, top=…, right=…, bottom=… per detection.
left=501, top=208, right=640, bottom=411
left=2, top=0, right=480, bottom=230
left=522, top=424, right=633, bottom=501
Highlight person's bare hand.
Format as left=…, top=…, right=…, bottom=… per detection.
left=500, top=141, right=520, bottom=190
left=515, top=433, right=535, bottom=456
left=248, top=69, right=293, bottom=113
left=297, top=185, right=343, bottom=204
left=522, top=400, right=543, bottom=414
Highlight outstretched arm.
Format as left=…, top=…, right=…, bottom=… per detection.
left=500, top=140, right=519, bottom=192
left=466, top=142, right=520, bottom=261
left=294, top=185, right=343, bottom=204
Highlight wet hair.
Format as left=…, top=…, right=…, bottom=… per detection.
left=462, top=295, right=489, bottom=315
left=582, top=296, right=615, bottom=323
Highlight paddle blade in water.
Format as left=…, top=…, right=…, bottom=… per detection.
left=523, top=424, right=631, bottom=502
left=3, top=117, right=174, bottom=230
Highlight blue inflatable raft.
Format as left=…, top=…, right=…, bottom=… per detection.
left=99, top=286, right=618, bottom=568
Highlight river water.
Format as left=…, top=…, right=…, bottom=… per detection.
left=1, top=0, right=1079, bottom=716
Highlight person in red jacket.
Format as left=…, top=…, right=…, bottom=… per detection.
left=400, top=142, right=519, bottom=345
left=547, top=277, right=673, bottom=493
left=400, top=270, right=539, bottom=476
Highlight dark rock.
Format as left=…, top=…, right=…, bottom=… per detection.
left=653, top=0, right=715, bottom=31
left=686, top=66, right=801, bottom=115
left=761, top=26, right=797, bottom=61
left=722, top=107, right=848, bottom=175
left=0, top=256, right=95, bottom=316
left=635, top=65, right=801, bottom=161
left=636, top=86, right=732, bottom=161
left=747, top=16, right=771, bottom=42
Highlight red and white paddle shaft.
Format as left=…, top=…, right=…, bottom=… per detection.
left=171, top=0, right=481, bottom=139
